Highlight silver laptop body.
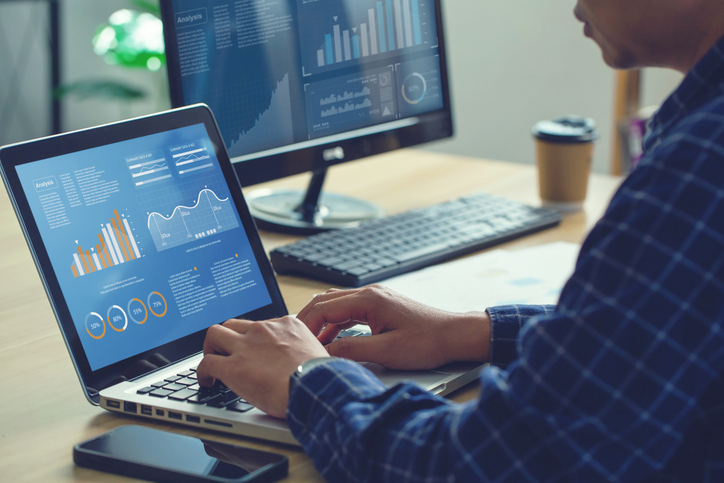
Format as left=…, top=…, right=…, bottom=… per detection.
left=0, top=105, right=483, bottom=447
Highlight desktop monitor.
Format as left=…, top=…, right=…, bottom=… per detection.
left=160, top=0, right=453, bottom=233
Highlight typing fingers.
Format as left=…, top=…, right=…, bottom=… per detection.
left=297, top=288, right=358, bottom=323
left=318, top=320, right=359, bottom=345
left=300, top=291, right=373, bottom=336
left=202, top=320, right=253, bottom=356
left=325, top=331, right=396, bottom=366
left=196, top=353, right=229, bottom=387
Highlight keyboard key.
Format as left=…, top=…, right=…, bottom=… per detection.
left=136, top=386, right=154, bottom=395
left=151, top=381, right=168, bottom=388
left=345, top=266, right=368, bottom=276
left=164, top=376, right=182, bottom=383
left=206, top=392, right=241, bottom=408
left=176, top=378, right=197, bottom=386
left=187, top=392, right=221, bottom=405
left=149, top=389, right=174, bottom=398
left=332, top=259, right=364, bottom=271
left=163, top=383, right=186, bottom=392
left=177, top=370, right=194, bottom=377
left=226, top=401, right=254, bottom=413
left=392, top=242, right=451, bottom=263
left=186, top=385, right=224, bottom=404
left=168, top=388, right=198, bottom=401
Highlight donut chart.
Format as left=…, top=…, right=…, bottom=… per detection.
left=85, top=290, right=167, bottom=340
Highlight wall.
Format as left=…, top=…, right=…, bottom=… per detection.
left=0, top=0, right=683, bottom=174
left=0, top=0, right=167, bottom=148
left=422, top=0, right=683, bottom=173
left=0, top=2, right=52, bottom=145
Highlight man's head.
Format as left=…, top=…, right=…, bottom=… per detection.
left=574, top=0, right=724, bottom=73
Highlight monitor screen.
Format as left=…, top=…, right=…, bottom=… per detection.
left=161, top=0, right=452, bottom=231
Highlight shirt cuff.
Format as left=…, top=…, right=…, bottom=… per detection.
left=486, top=305, right=554, bottom=368
left=287, top=358, right=386, bottom=447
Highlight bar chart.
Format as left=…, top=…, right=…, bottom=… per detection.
left=71, top=209, right=141, bottom=278
left=299, top=0, right=435, bottom=74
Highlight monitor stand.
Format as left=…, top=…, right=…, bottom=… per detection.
left=245, top=168, right=385, bottom=235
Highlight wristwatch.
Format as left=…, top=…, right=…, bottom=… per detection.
left=293, top=357, right=338, bottom=380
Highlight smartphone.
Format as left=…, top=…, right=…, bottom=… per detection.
left=73, top=425, right=288, bottom=483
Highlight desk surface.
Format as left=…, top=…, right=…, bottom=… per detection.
left=0, top=150, right=622, bottom=481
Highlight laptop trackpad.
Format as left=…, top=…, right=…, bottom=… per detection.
left=361, top=362, right=450, bottom=392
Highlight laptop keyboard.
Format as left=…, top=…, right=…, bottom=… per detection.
left=135, top=366, right=255, bottom=413
left=134, top=329, right=369, bottom=413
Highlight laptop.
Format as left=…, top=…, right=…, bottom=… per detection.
left=0, top=105, right=484, bottom=446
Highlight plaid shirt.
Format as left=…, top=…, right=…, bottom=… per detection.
left=287, top=37, right=724, bottom=483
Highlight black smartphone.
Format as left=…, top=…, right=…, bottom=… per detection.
left=73, top=425, right=288, bottom=483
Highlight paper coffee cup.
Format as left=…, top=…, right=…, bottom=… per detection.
left=532, top=116, right=598, bottom=212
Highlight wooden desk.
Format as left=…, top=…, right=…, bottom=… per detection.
left=0, top=150, right=622, bottom=481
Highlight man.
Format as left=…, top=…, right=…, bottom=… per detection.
left=198, top=0, right=724, bottom=480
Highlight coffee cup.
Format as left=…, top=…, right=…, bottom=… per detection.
left=532, top=116, right=598, bottom=212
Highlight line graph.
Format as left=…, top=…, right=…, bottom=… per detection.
left=171, top=144, right=213, bottom=176
left=147, top=188, right=239, bottom=252
left=126, top=149, right=171, bottom=187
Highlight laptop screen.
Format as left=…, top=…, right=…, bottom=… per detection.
left=14, top=122, right=273, bottom=372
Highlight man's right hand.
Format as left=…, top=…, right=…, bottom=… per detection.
left=297, top=284, right=491, bottom=370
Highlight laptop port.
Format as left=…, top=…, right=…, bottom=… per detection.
left=106, top=400, right=120, bottom=409
left=123, top=402, right=137, bottom=413
left=186, top=415, right=200, bottom=423
left=204, top=419, right=232, bottom=428
left=156, top=409, right=165, bottom=416
left=141, top=405, right=153, bottom=416
left=168, top=411, right=183, bottom=420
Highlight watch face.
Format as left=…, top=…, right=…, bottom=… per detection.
left=298, top=357, right=334, bottom=376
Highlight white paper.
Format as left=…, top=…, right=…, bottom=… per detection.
left=380, top=242, right=581, bottom=312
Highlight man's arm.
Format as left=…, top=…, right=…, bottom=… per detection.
left=286, top=138, right=724, bottom=481
left=487, top=304, right=555, bottom=368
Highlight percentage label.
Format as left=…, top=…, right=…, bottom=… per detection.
left=128, top=298, right=148, bottom=325
left=148, top=291, right=167, bottom=318
left=85, top=312, right=106, bottom=340
left=107, top=305, right=128, bottom=332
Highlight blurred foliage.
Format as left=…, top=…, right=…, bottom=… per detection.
left=92, top=8, right=165, bottom=71
left=129, top=0, right=161, bottom=15
left=58, top=0, right=165, bottom=102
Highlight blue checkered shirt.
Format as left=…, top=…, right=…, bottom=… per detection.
left=287, top=38, right=724, bottom=483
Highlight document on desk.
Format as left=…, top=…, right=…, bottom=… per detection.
left=380, top=242, right=581, bottom=312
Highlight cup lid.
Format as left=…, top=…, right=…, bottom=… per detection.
left=532, top=116, right=598, bottom=144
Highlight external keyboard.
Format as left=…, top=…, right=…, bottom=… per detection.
left=270, top=192, right=562, bottom=287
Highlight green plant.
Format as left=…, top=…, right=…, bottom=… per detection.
left=57, top=0, right=165, bottom=103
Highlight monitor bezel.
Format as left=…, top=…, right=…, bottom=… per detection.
left=160, top=0, right=454, bottom=188
left=0, top=105, right=288, bottom=403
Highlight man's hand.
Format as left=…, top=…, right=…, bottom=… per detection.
left=297, top=284, right=491, bottom=370
left=196, top=316, right=329, bottom=419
